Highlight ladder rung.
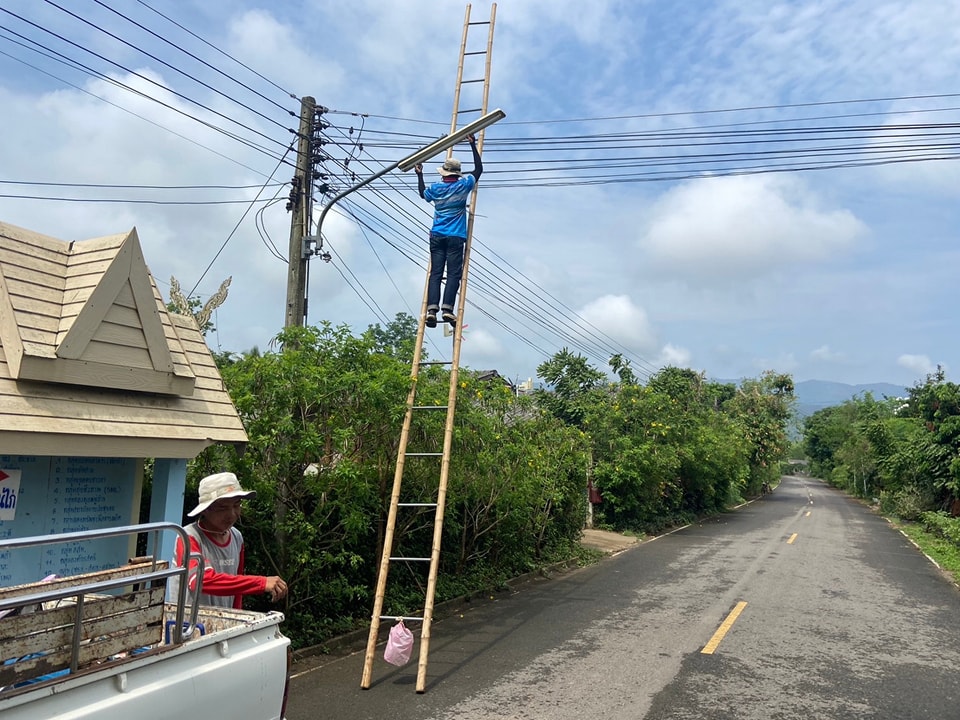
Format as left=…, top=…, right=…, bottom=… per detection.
left=464, top=50, right=486, bottom=56
left=398, top=502, right=438, bottom=508
left=468, top=20, right=490, bottom=25
left=419, top=360, right=452, bottom=366
left=379, top=615, right=423, bottom=622
left=457, top=106, right=483, bottom=114
left=405, top=452, right=442, bottom=457
left=460, top=79, right=484, bottom=84
left=413, top=405, right=448, bottom=410
left=389, top=557, right=431, bottom=562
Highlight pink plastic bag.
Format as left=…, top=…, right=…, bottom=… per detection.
left=383, top=620, right=414, bottom=666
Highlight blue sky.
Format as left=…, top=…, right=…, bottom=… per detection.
left=1, top=0, right=958, bottom=388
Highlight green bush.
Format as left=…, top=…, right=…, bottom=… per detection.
left=829, top=465, right=849, bottom=490
left=879, top=486, right=937, bottom=521
left=920, top=511, right=960, bottom=547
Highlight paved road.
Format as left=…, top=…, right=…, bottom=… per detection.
left=286, top=475, right=960, bottom=719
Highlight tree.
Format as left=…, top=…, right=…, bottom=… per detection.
left=587, top=366, right=751, bottom=530
left=364, top=312, right=419, bottom=362
left=193, top=323, right=411, bottom=640
left=726, top=371, right=795, bottom=493
left=900, top=367, right=960, bottom=506
left=799, top=391, right=939, bottom=510
left=608, top=353, right=637, bottom=385
left=535, top=349, right=607, bottom=428
left=804, top=402, right=861, bottom=479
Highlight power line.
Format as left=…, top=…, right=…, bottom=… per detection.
left=349, top=92, right=960, bottom=134
left=188, top=141, right=296, bottom=297
left=495, top=92, right=960, bottom=126
left=134, top=0, right=299, bottom=102
left=255, top=197, right=288, bottom=263
left=0, top=180, right=284, bottom=190
left=0, top=194, right=282, bottom=206
left=42, top=0, right=292, bottom=132
left=0, top=24, right=289, bottom=162
left=0, top=41, right=288, bottom=177
left=94, top=0, right=295, bottom=116
left=306, top=102, right=950, bottom=368
left=318, top=240, right=392, bottom=327
left=313, top=119, right=659, bottom=373
left=0, top=6, right=290, bottom=152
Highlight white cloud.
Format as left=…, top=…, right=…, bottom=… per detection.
left=577, top=295, right=658, bottom=355
left=638, top=174, right=867, bottom=283
left=654, top=343, right=692, bottom=369
left=227, top=10, right=344, bottom=94
left=811, top=345, right=844, bottom=362
left=669, top=1, right=960, bottom=110
left=897, top=354, right=939, bottom=377
left=461, top=327, right=503, bottom=360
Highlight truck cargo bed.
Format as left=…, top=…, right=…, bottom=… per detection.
left=0, top=523, right=289, bottom=720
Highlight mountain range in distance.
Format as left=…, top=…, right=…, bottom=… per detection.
left=715, top=378, right=909, bottom=420
left=791, top=379, right=909, bottom=412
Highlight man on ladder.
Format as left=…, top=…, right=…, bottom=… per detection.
left=414, top=133, right=482, bottom=328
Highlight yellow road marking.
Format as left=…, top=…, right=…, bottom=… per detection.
left=787, top=533, right=798, bottom=544
left=701, top=601, right=748, bottom=655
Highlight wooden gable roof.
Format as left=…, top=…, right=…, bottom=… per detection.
left=0, top=222, right=194, bottom=395
left=0, top=221, right=247, bottom=458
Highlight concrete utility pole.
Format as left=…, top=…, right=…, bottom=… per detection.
left=284, top=95, right=316, bottom=328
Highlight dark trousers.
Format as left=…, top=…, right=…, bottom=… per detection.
left=427, top=233, right=465, bottom=311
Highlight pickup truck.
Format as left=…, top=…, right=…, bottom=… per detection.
left=0, top=522, right=290, bottom=720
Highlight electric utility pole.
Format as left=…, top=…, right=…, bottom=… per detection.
left=284, top=95, right=316, bottom=328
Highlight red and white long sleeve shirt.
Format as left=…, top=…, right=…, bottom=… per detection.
left=172, top=522, right=267, bottom=609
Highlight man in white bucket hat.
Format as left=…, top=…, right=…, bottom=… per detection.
left=172, top=472, right=287, bottom=608
left=414, top=133, right=483, bottom=328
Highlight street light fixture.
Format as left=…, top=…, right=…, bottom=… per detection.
left=311, top=108, right=505, bottom=249
left=396, top=108, right=506, bottom=171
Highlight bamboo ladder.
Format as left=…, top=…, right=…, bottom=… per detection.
left=360, top=3, right=497, bottom=694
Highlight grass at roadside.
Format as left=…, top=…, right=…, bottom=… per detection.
left=892, top=521, right=960, bottom=585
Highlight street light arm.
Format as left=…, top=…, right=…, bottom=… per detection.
left=314, top=160, right=399, bottom=246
